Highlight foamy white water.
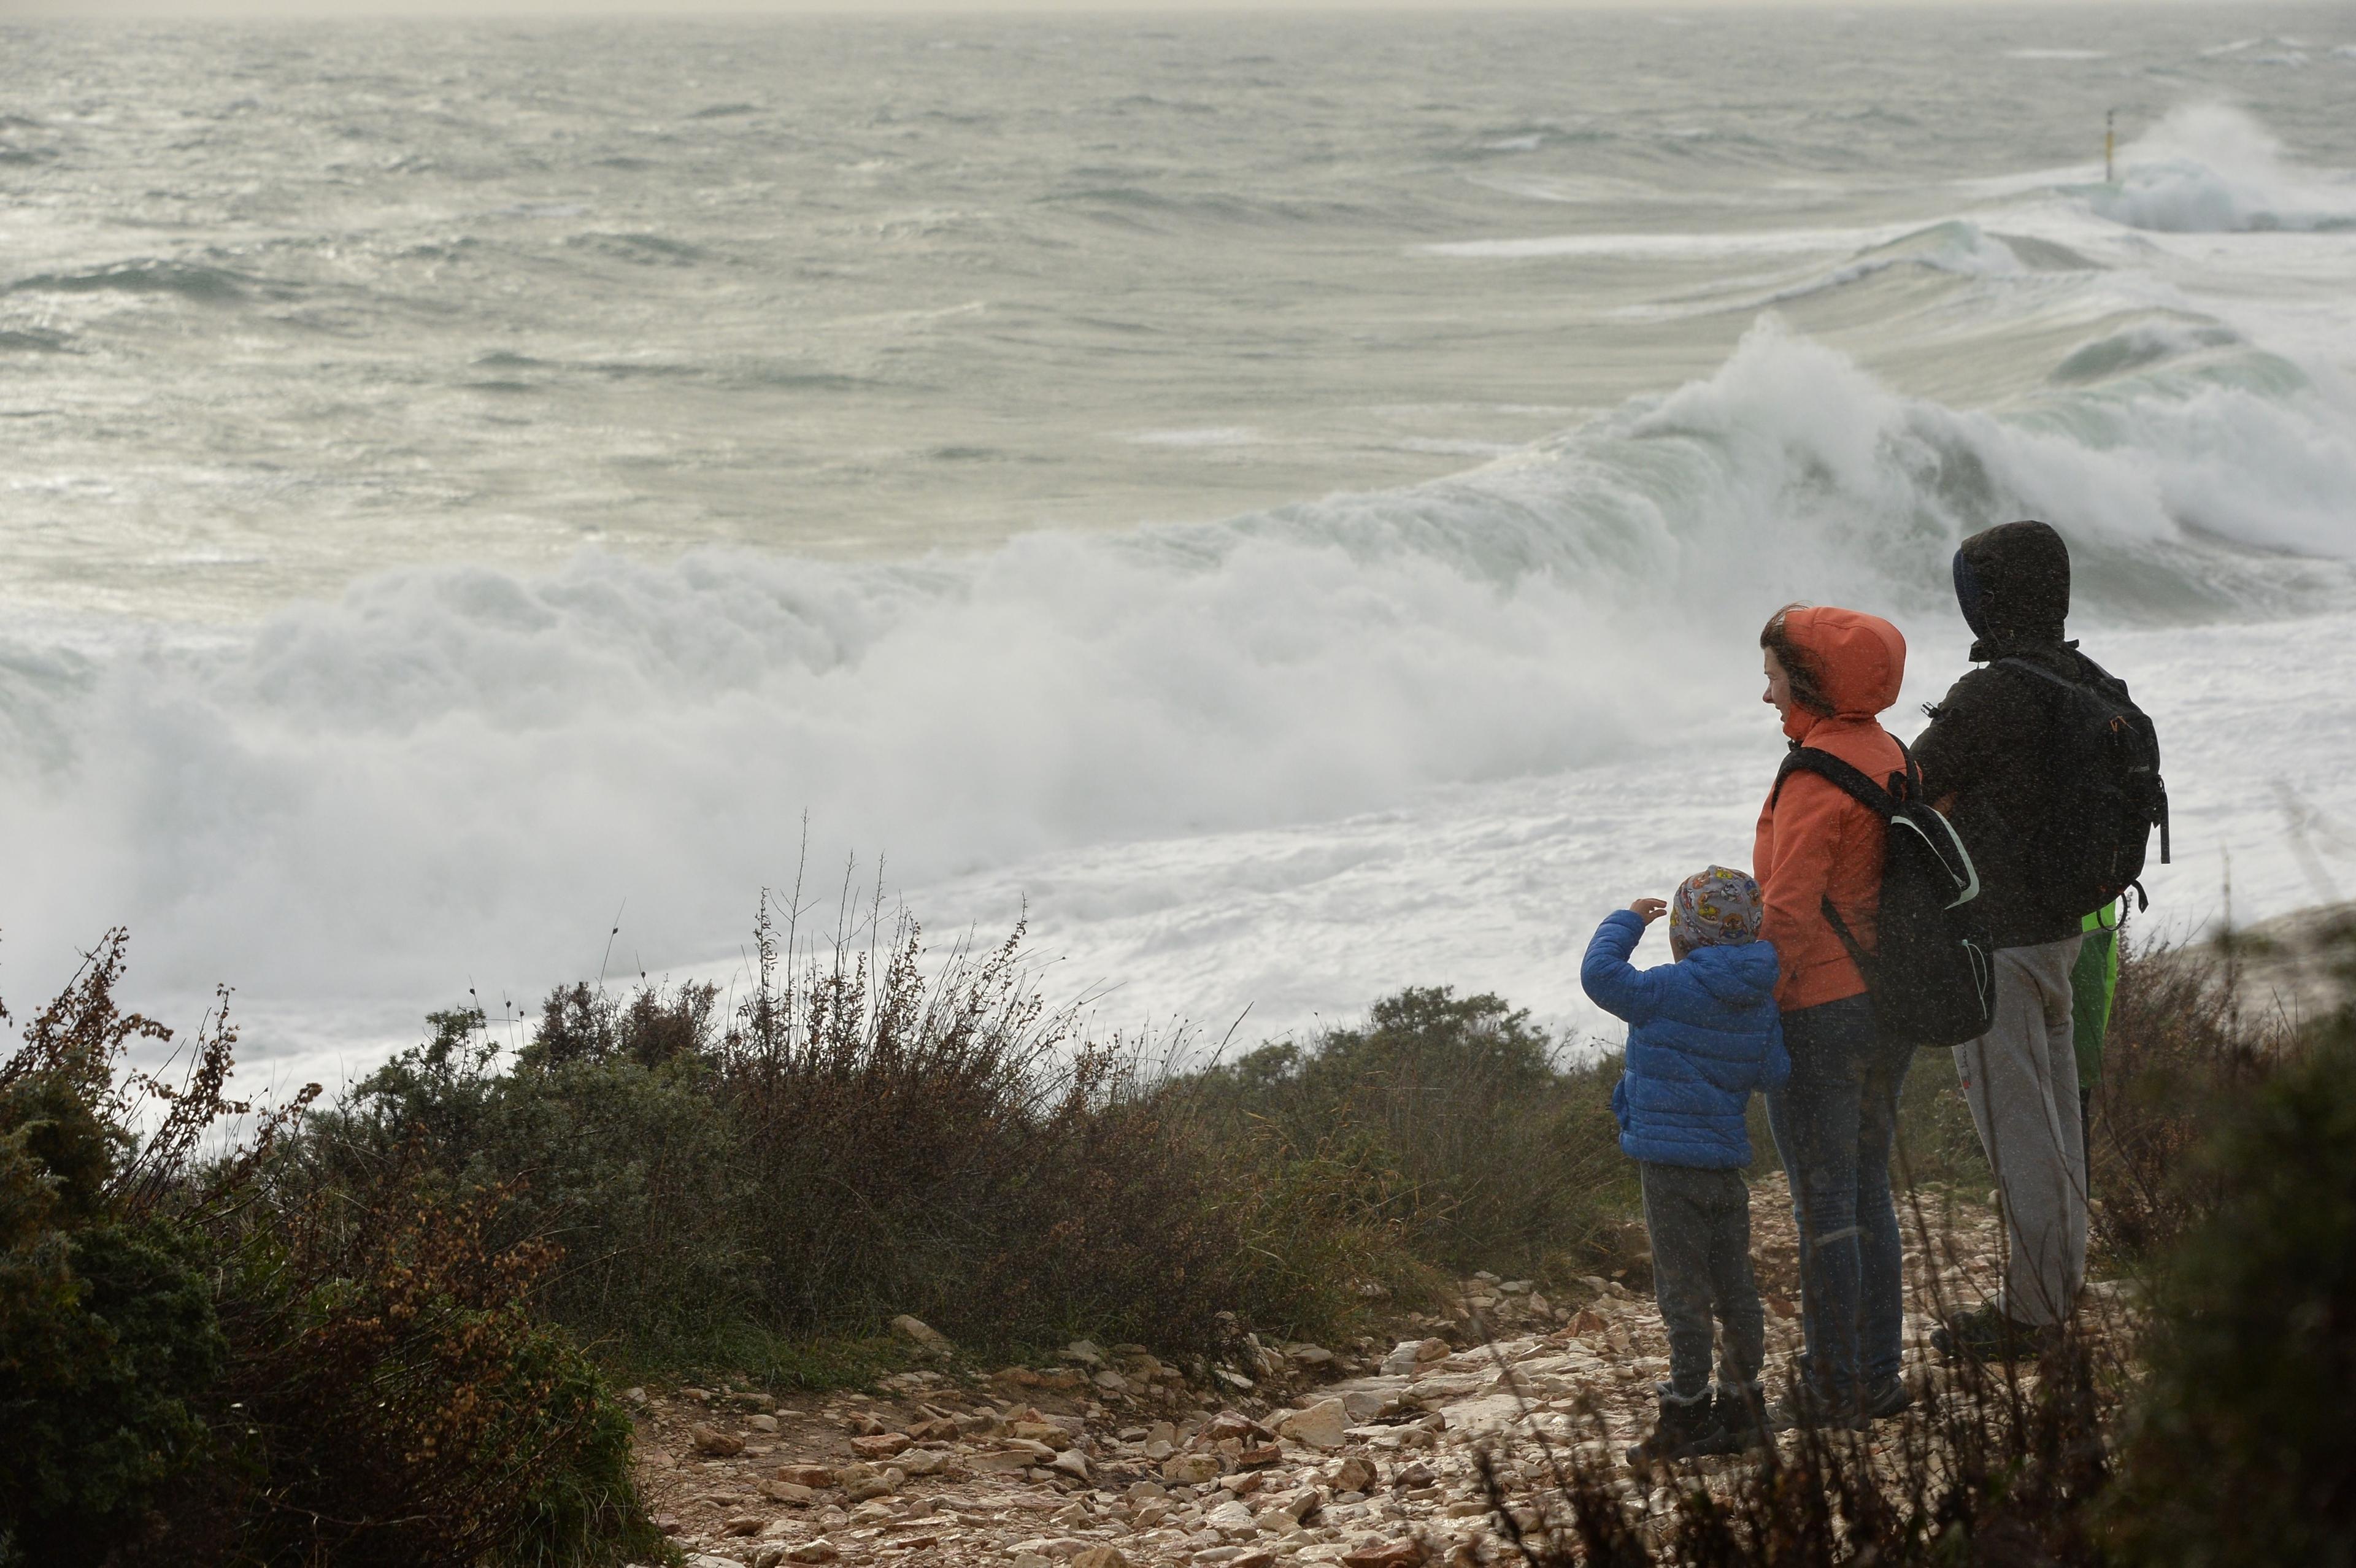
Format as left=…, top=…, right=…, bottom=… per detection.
left=1, top=9, right=2352, bottom=1088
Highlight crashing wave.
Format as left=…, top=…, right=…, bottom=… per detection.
left=2087, top=104, right=2356, bottom=233
left=2, top=318, right=2351, bottom=1010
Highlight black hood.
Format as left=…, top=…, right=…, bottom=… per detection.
left=1954, top=519, right=2070, bottom=656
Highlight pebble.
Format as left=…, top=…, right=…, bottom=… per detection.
left=626, top=1176, right=2090, bottom=1567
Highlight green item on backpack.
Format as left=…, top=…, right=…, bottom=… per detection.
left=2072, top=901, right=2123, bottom=1088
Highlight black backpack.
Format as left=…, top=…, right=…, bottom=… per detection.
left=1995, top=653, right=2171, bottom=917
left=1771, top=746, right=1995, bottom=1048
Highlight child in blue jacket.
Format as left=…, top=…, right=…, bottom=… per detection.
left=1582, top=864, right=1790, bottom=1463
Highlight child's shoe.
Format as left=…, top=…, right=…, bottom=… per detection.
left=1864, top=1372, right=1915, bottom=1421
left=1625, top=1389, right=1731, bottom=1464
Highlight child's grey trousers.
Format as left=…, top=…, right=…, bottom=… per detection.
left=1639, top=1161, right=1767, bottom=1402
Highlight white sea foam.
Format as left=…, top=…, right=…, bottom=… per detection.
left=3, top=320, right=2352, bottom=1068
left=914, top=608, right=2356, bottom=1051
left=2090, top=103, right=2356, bottom=232
left=2, top=23, right=2350, bottom=1088
left=1123, top=426, right=1266, bottom=447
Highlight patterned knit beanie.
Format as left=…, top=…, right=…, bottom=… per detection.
left=1671, top=865, right=1765, bottom=950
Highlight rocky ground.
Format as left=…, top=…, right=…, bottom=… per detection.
left=626, top=1178, right=2129, bottom=1568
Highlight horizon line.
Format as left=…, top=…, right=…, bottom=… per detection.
left=18, top=0, right=2310, bottom=21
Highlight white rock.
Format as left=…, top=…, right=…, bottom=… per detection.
left=890, top=1315, right=955, bottom=1357
left=1272, top=1399, right=1349, bottom=1451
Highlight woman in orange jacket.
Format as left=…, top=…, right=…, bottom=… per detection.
left=1754, top=604, right=1915, bottom=1428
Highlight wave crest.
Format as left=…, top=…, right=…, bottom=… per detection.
left=2, top=320, right=2349, bottom=1013
left=2089, top=103, right=2356, bottom=233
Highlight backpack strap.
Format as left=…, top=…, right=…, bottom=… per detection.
left=1771, top=745, right=1898, bottom=818
left=1993, top=655, right=2088, bottom=697
left=1769, top=745, right=1903, bottom=985
left=1771, top=744, right=1931, bottom=979
left=1819, top=897, right=1874, bottom=984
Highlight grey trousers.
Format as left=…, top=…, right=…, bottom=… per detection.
left=1953, top=936, right=2087, bottom=1327
left=1639, top=1161, right=1765, bottom=1402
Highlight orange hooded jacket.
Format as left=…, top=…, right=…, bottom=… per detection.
left=1752, top=607, right=1908, bottom=1013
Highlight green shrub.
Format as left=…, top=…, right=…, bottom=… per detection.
left=313, top=1012, right=756, bottom=1364
left=2106, top=1027, right=2356, bottom=1567
left=0, top=1208, right=225, bottom=1566
left=221, top=1182, right=666, bottom=1568
left=1, top=977, right=234, bottom=1568
left=309, top=904, right=1328, bottom=1364
left=0, top=932, right=666, bottom=1568
left=1180, top=986, right=1630, bottom=1280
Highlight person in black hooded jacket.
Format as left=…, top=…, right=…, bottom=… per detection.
left=1911, top=520, right=2095, bottom=1359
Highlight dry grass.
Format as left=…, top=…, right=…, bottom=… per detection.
left=2090, top=924, right=2288, bottom=1262
left=310, top=890, right=1412, bottom=1371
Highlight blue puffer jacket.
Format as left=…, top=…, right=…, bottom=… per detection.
left=1580, top=910, right=1790, bottom=1170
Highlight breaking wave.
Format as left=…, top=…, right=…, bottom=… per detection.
left=1, top=320, right=2350, bottom=1015
left=2088, top=103, right=2356, bottom=233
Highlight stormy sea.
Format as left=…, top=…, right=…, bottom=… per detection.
left=2, top=4, right=2352, bottom=1086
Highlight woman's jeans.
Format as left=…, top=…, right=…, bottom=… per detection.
left=1766, top=993, right=1914, bottom=1407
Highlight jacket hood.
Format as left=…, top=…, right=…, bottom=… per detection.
left=1682, top=939, right=1782, bottom=1006
left=1955, top=520, right=2071, bottom=653
left=1780, top=605, right=1905, bottom=739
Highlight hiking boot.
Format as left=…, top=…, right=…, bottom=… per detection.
left=1864, top=1373, right=1915, bottom=1420
left=1763, top=1383, right=1870, bottom=1434
left=1625, top=1392, right=1732, bottom=1464
left=1930, top=1305, right=2052, bottom=1364
left=1714, top=1385, right=1774, bottom=1451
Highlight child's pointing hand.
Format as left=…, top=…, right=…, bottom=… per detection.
left=1628, top=897, right=1668, bottom=924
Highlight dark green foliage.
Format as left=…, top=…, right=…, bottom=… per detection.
left=0, top=933, right=666, bottom=1568
left=0, top=1216, right=226, bottom=1567
left=527, top=981, right=718, bottom=1071
left=1, top=1061, right=229, bottom=1567
left=2107, top=1029, right=2356, bottom=1568
left=1, top=1070, right=123, bottom=1225
left=222, top=1184, right=668, bottom=1568
left=316, top=1012, right=753, bottom=1358
left=312, top=906, right=1284, bottom=1363
left=1182, top=986, right=1630, bottom=1279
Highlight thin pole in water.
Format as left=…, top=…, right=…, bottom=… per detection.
left=2105, top=108, right=2115, bottom=183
